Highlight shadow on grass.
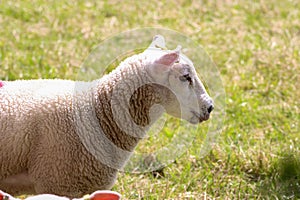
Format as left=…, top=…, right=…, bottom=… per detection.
left=259, top=152, right=300, bottom=199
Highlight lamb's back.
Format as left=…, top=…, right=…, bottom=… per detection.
left=0, top=79, right=79, bottom=133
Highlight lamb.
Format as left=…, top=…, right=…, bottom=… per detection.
left=0, top=35, right=214, bottom=198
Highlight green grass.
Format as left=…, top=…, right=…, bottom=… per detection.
left=1, top=0, right=299, bottom=199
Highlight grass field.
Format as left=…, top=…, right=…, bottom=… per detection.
left=0, top=0, right=299, bottom=199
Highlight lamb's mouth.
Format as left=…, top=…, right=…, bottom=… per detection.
left=190, top=111, right=210, bottom=124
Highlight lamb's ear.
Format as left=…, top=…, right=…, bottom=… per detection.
left=146, top=47, right=181, bottom=80
left=154, top=51, right=180, bottom=67
left=148, top=35, right=166, bottom=49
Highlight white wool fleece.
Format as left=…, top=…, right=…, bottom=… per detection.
left=0, top=35, right=213, bottom=198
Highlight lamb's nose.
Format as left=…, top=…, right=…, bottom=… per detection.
left=207, top=105, right=214, bottom=114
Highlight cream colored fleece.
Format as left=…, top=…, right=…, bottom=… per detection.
left=0, top=54, right=167, bottom=198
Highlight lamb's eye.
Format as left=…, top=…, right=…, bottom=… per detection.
left=179, top=74, right=193, bottom=85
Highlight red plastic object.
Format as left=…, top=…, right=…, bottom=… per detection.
left=90, top=191, right=121, bottom=200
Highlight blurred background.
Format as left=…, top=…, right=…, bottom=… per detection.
left=0, top=0, right=299, bottom=199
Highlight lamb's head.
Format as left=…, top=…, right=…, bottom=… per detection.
left=144, top=35, right=214, bottom=124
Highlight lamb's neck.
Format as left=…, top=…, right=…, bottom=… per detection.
left=93, top=59, right=165, bottom=153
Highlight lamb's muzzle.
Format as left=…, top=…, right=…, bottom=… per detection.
left=208, top=105, right=214, bottom=114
